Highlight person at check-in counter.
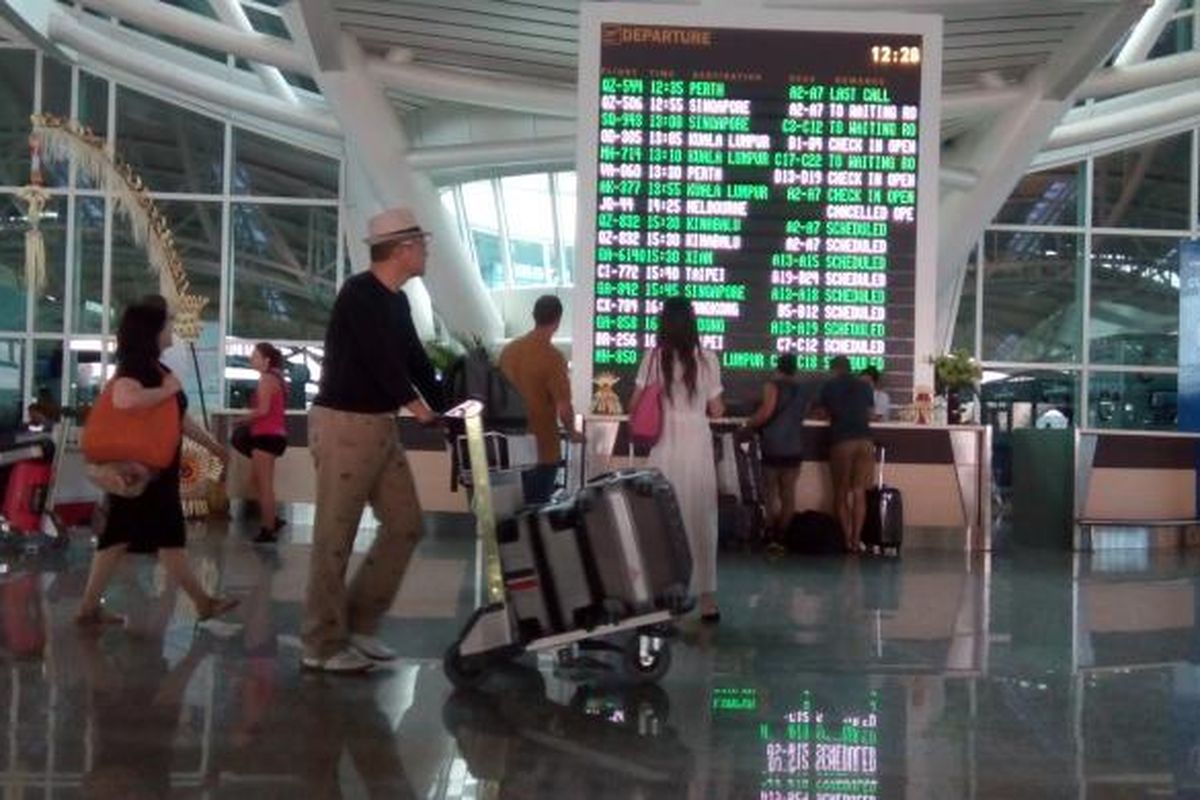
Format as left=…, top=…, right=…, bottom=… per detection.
left=861, top=366, right=891, bottom=421
left=743, top=354, right=822, bottom=538
left=813, top=356, right=875, bottom=554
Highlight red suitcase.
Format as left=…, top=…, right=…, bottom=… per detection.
left=2, top=460, right=52, bottom=534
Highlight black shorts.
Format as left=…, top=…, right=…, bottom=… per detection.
left=233, top=427, right=287, bottom=458
left=250, top=435, right=287, bottom=457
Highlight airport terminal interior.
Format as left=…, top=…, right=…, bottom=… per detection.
left=3, top=0, right=1200, bottom=797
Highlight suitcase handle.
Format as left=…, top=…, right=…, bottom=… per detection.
left=875, top=444, right=886, bottom=490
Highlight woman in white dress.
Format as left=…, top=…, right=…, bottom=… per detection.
left=629, top=297, right=725, bottom=622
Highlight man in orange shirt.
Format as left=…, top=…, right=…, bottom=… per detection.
left=499, top=295, right=583, bottom=504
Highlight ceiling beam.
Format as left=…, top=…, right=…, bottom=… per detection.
left=72, top=0, right=309, bottom=73
left=48, top=11, right=339, bottom=138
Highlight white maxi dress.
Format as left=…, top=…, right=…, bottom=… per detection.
left=634, top=348, right=723, bottom=596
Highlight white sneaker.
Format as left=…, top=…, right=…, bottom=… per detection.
left=350, top=634, right=398, bottom=662
left=301, top=648, right=375, bottom=674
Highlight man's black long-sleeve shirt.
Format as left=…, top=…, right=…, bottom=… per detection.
left=314, top=271, right=445, bottom=413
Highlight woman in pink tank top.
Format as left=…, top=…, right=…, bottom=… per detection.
left=238, top=343, right=288, bottom=543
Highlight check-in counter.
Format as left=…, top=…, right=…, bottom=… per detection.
left=211, top=410, right=469, bottom=514
left=582, top=417, right=993, bottom=552
left=1074, top=428, right=1200, bottom=550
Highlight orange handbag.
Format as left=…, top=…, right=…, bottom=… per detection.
left=82, top=381, right=181, bottom=469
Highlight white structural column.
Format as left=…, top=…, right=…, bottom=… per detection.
left=1113, top=0, right=1181, bottom=65
left=285, top=1, right=503, bottom=342
left=935, top=0, right=1151, bottom=350
left=209, top=0, right=298, bottom=104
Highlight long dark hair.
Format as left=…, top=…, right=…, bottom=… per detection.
left=115, top=302, right=168, bottom=384
left=255, top=342, right=284, bottom=371
left=657, top=297, right=701, bottom=401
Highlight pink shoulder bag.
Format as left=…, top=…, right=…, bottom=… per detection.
left=629, top=350, right=664, bottom=447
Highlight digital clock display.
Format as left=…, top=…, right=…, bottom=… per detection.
left=871, top=45, right=921, bottom=65
left=575, top=10, right=941, bottom=410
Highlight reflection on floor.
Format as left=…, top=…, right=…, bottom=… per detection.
left=3, top=511, right=1200, bottom=798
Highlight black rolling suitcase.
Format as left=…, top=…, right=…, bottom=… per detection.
left=716, top=432, right=766, bottom=549
left=862, top=446, right=903, bottom=555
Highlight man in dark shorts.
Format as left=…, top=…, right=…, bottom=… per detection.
left=817, top=356, right=875, bottom=552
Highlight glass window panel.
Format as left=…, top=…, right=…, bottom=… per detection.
left=67, top=338, right=108, bottom=410
left=982, top=231, right=1084, bottom=363
left=230, top=204, right=338, bottom=340
left=33, top=195, right=67, bottom=333
left=1089, top=235, right=1179, bottom=367
left=112, top=201, right=222, bottom=324
left=0, top=193, right=31, bottom=332
left=231, top=127, right=338, bottom=198
left=76, top=72, right=109, bottom=190
left=978, top=368, right=1081, bottom=432
left=225, top=339, right=322, bottom=410
left=472, top=230, right=505, bottom=289
left=116, top=87, right=223, bottom=194
left=994, top=163, right=1084, bottom=227
left=461, top=180, right=504, bottom=287
left=501, top=174, right=554, bottom=285
left=73, top=197, right=106, bottom=334
left=0, top=338, right=24, bottom=431
left=1150, top=15, right=1194, bottom=59
left=951, top=250, right=978, bottom=356
left=78, top=71, right=108, bottom=134
left=32, top=340, right=63, bottom=414
left=244, top=6, right=291, bottom=38
left=554, top=172, right=576, bottom=285
left=40, top=58, right=70, bottom=118
left=40, top=58, right=72, bottom=188
left=1088, top=371, right=1178, bottom=430
left=0, top=51, right=35, bottom=187
left=1093, top=133, right=1191, bottom=230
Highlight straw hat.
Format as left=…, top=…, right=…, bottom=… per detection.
left=363, top=207, right=429, bottom=245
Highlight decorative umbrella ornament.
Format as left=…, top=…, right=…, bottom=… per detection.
left=31, top=114, right=209, bottom=340
left=17, top=133, right=50, bottom=293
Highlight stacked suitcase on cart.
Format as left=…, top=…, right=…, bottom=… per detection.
left=498, top=469, right=694, bottom=643
left=445, top=402, right=694, bottom=688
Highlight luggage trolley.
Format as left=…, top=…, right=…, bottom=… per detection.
left=443, top=400, right=676, bottom=689
left=0, top=418, right=73, bottom=553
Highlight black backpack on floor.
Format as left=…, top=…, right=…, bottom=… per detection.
left=784, top=511, right=844, bottom=555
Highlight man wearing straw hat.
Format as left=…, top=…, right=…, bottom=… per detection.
left=302, top=207, right=441, bottom=674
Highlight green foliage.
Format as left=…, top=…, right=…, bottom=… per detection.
left=932, top=350, right=982, bottom=391
left=424, top=339, right=463, bottom=375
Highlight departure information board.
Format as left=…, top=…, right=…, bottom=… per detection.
left=574, top=6, right=940, bottom=410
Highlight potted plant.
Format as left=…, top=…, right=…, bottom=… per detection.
left=931, top=350, right=982, bottom=423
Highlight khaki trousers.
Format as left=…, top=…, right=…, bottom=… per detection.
left=303, top=406, right=423, bottom=659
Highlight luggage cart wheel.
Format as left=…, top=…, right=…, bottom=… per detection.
left=620, top=634, right=671, bottom=684
left=443, top=646, right=488, bottom=690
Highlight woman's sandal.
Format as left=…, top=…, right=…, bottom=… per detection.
left=196, top=596, right=240, bottom=623
left=75, top=607, right=127, bottom=628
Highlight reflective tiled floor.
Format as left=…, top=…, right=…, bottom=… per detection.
left=3, top=513, right=1200, bottom=798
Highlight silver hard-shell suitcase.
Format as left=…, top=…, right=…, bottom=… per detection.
left=535, top=501, right=611, bottom=630
left=576, top=470, right=694, bottom=616
left=497, top=514, right=555, bottom=641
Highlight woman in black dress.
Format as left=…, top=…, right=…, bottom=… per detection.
left=76, top=301, right=238, bottom=626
